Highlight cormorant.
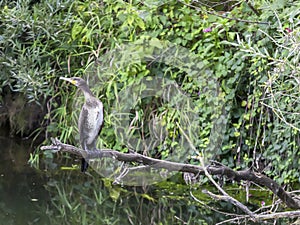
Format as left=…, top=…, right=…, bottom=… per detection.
left=60, top=77, right=104, bottom=172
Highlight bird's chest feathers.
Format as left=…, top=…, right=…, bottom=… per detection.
left=79, top=100, right=103, bottom=138
left=85, top=106, right=103, bottom=128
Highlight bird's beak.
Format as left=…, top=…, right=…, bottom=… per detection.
left=59, top=77, right=77, bottom=86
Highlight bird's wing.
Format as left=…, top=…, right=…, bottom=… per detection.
left=95, top=101, right=104, bottom=135
left=78, top=104, right=90, bottom=147
left=89, top=100, right=104, bottom=149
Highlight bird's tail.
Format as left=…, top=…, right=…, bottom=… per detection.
left=81, top=158, right=89, bottom=172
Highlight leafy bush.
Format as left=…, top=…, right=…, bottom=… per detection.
left=1, top=0, right=300, bottom=184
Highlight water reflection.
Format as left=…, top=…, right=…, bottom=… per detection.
left=0, top=126, right=293, bottom=224
left=45, top=172, right=220, bottom=225
left=0, top=128, right=49, bottom=225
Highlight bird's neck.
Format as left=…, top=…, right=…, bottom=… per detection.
left=80, top=85, right=94, bottom=100
left=83, top=90, right=93, bottom=100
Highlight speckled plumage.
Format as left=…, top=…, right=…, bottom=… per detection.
left=60, top=77, right=104, bottom=172
left=78, top=96, right=103, bottom=150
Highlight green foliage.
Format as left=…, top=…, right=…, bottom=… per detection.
left=1, top=0, right=300, bottom=185
left=225, top=1, right=300, bottom=183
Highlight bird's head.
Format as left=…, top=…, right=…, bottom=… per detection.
left=59, top=77, right=87, bottom=88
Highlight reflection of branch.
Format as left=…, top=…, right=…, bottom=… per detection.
left=41, top=138, right=300, bottom=210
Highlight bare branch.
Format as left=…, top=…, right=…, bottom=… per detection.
left=41, top=138, right=300, bottom=210
left=203, top=189, right=255, bottom=217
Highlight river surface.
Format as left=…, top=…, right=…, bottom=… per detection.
left=0, top=127, right=295, bottom=225
left=0, top=130, right=49, bottom=224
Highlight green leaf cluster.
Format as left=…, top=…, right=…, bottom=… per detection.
left=1, top=0, right=300, bottom=184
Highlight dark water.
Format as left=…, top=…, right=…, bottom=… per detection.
left=0, top=130, right=49, bottom=225
left=0, top=128, right=226, bottom=225
left=0, top=127, right=295, bottom=225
